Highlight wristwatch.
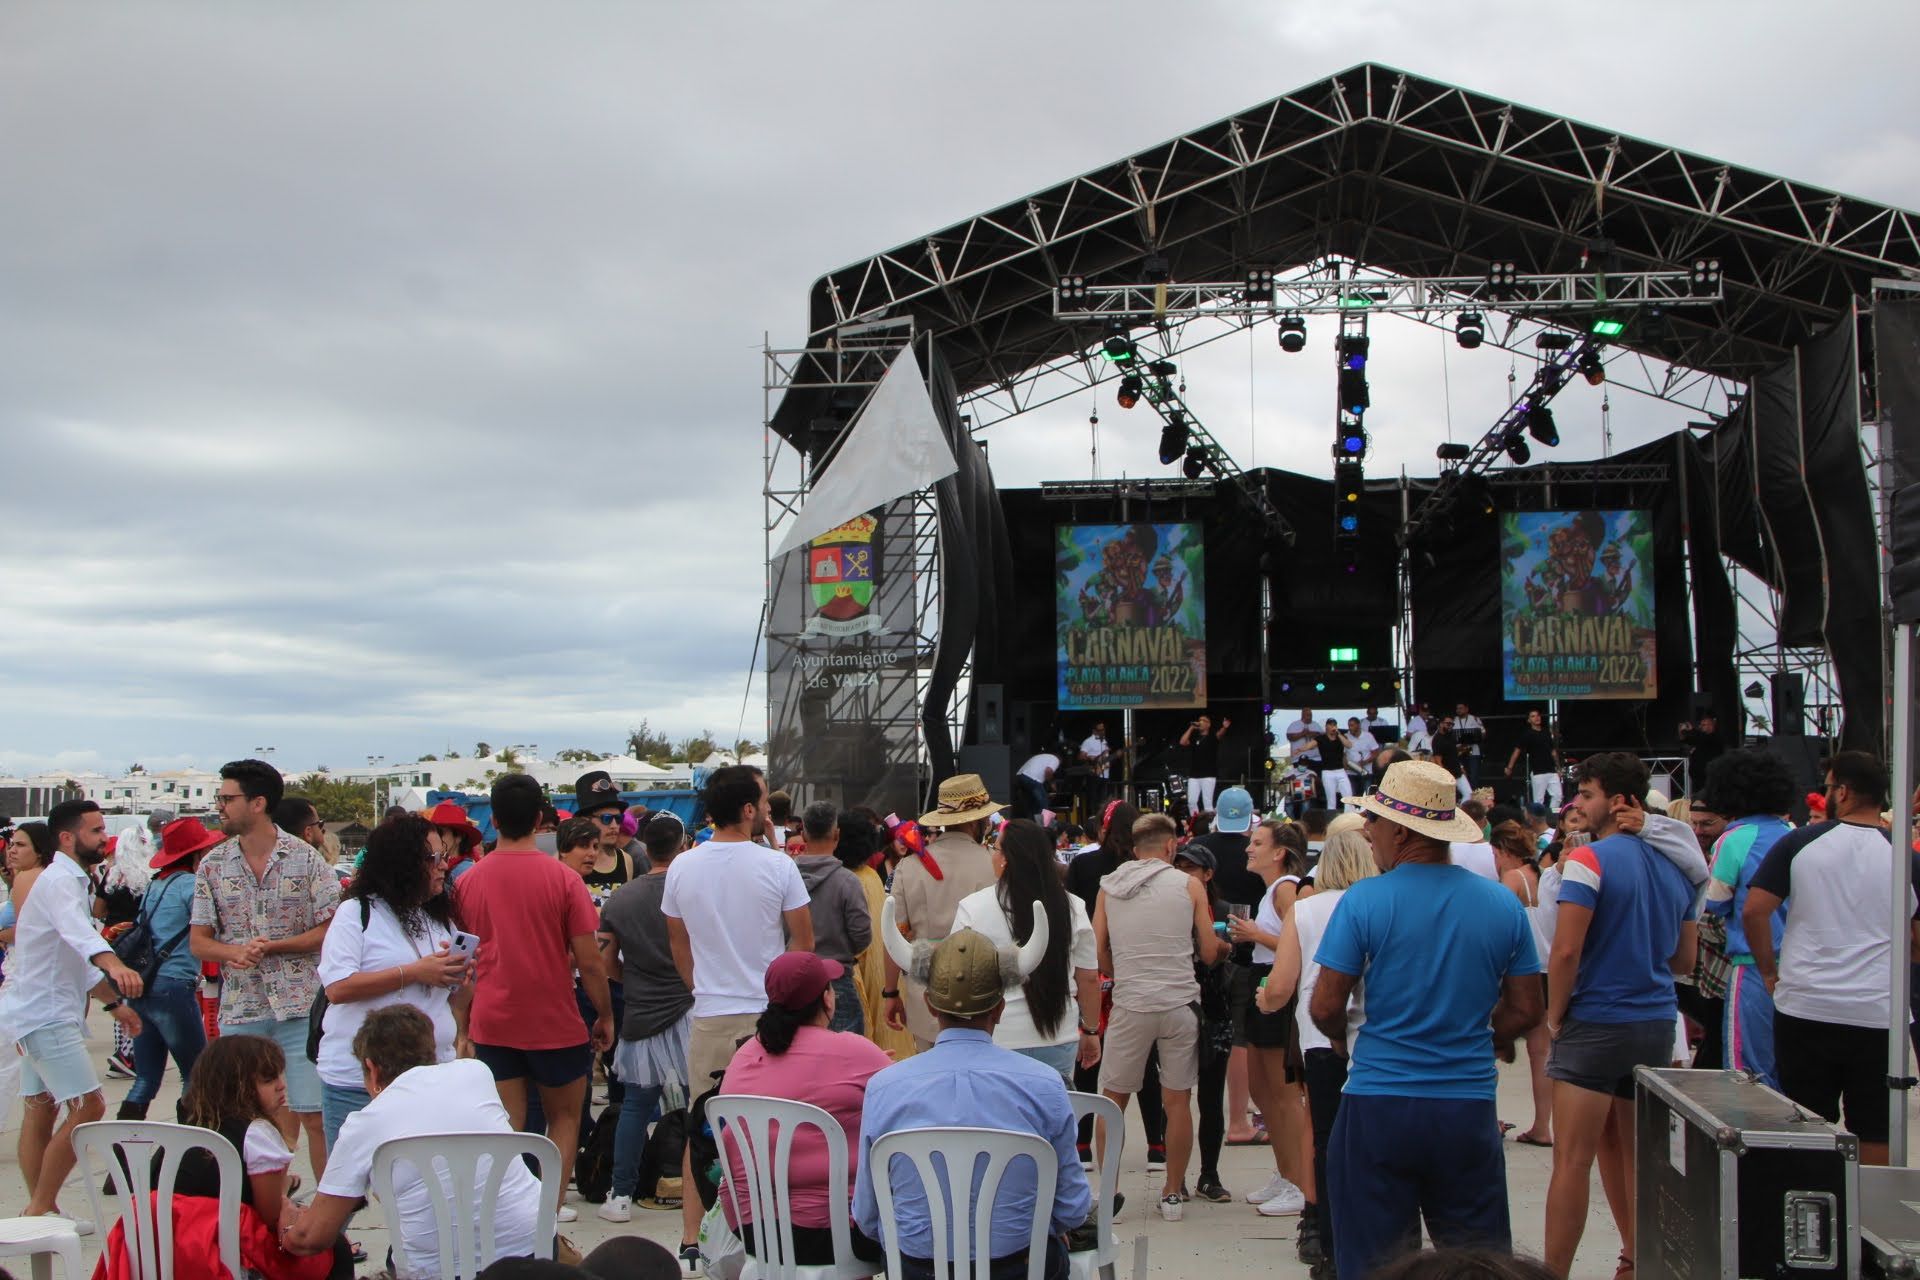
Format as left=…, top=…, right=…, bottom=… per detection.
left=1078, top=1023, right=1099, bottom=1037
left=101, top=1000, right=123, bottom=1013
left=882, top=988, right=900, bottom=998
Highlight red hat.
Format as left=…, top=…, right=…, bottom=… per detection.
left=153, top=817, right=225, bottom=871
left=424, top=801, right=483, bottom=854
left=765, top=952, right=843, bottom=1011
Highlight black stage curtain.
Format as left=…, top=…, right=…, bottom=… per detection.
left=1706, top=402, right=1773, bottom=584
left=1683, top=432, right=1743, bottom=745
left=1877, top=295, right=1920, bottom=625
left=1798, top=316, right=1882, bottom=749
left=1752, top=360, right=1828, bottom=647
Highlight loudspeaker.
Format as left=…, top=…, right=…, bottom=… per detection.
left=974, top=684, right=1005, bottom=745
left=1770, top=673, right=1806, bottom=734
left=956, top=743, right=1013, bottom=803
left=1008, top=701, right=1038, bottom=754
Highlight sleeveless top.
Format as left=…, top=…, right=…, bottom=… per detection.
left=582, top=851, right=633, bottom=909
left=1251, top=875, right=1299, bottom=965
left=1104, top=862, right=1201, bottom=1013
left=1525, top=866, right=1559, bottom=966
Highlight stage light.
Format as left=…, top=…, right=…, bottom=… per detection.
left=1314, top=682, right=1327, bottom=693
left=1538, top=365, right=1567, bottom=394
left=1116, top=375, right=1143, bottom=409
left=1158, top=417, right=1190, bottom=465
left=1337, top=430, right=1366, bottom=461
left=1525, top=403, right=1559, bottom=447
left=1277, top=314, right=1307, bottom=353
left=1339, top=369, right=1370, bottom=415
left=1338, top=336, right=1369, bottom=371
left=1505, top=432, right=1532, bottom=464
left=1590, top=316, right=1627, bottom=337
left=1487, top=260, right=1519, bottom=291
left=1183, top=446, right=1206, bottom=479
left=1436, top=442, right=1472, bottom=462
left=1143, top=253, right=1171, bottom=283
left=1101, top=318, right=1137, bottom=364
left=1060, top=274, right=1088, bottom=305
left=1360, top=680, right=1371, bottom=692
left=1148, top=360, right=1178, bottom=379
left=1339, top=515, right=1358, bottom=532
left=1329, top=647, right=1359, bottom=663
left=1455, top=312, right=1485, bottom=349
left=1690, top=258, right=1722, bottom=288
left=1743, top=681, right=1764, bottom=699
left=1535, top=332, right=1573, bottom=352
left=1245, top=268, right=1276, bottom=302
left=1280, top=681, right=1293, bottom=694
left=1577, top=350, right=1606, bottom=386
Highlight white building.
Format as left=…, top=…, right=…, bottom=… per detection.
left=335, top=752, right=684, bottom=798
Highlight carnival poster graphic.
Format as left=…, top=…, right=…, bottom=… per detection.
left=803, top=515, right=884, bottom=638
left=1501, top=509, right=1657, bottom=700
left=1056, top=523, right=1206, bottom=709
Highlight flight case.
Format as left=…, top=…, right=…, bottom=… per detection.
left=1635, top=1068, right=1858, bottom=1280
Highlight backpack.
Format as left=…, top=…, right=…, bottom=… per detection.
left=574, top=1102, right=620, bottom=1203
left=639, top=1107, right=688, bottom=1197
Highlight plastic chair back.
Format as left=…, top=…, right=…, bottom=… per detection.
left=1066, top=1092, right=1122, bottom=1278
left=868, top=1126, right=1056, bottom=1280
left=74, top=1120, right=242, bottom=1280
left=708, top=1093, right=875, bottom=1280
left=369, top=1131, right=561, bottom=1280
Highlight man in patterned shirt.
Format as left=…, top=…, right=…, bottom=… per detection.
left=190, top=758, right=340, bottom=1176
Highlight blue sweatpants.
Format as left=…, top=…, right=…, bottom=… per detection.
left=1328, top=1092, right=1512, bottom=1280
left=1723, top=964, right=1778, bottom=1088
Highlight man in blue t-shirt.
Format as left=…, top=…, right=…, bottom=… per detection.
left=1698, top=749, right=1796, bottom=1087
left=1311, top=761, right=1542, bottom=1280
left=1544, top=752, right=1700, bottom=1279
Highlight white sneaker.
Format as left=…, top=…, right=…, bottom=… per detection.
left=1256, top=1183, right=1307, bottom=1216
left=1158, top=1194, right=1185, bottom=1222
left=556, top=1204, right=578, bottom=1223
left=1245, top=1172, right=1293, bottom=1204
left=597, top=1195, right=633, bottom=1223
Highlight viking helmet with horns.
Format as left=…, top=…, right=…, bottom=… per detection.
left=880, top=896, right=1050, bottom=1019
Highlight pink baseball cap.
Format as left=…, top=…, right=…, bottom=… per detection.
left=765, top=952, right=844, bottom=1010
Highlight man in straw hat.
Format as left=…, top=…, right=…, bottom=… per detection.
left=881, top=774, right=1001, bottom=1051
left=862, top=902, right=1089, bottom=1280
left=1310, top=760, right=1544, bottom=1280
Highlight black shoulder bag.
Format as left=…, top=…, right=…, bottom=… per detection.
left=110, top=876, right=193, bottom=988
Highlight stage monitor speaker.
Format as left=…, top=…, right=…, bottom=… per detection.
left=1770, top=673, right=1806, bottom=733
left=1008, top=700, right=1037, bottom=754
left=975, top=684, right=1005, bottom=744
left=956, top=743, right=1013, bottom=804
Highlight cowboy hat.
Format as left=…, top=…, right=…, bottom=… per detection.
left=917, top=773, right=1006, bottom=827
left=424, top=800, right=484, bottom=854
left=880, top=896, right=1050, bottom=1018
left=153, top=816, right=226, bottom=871
left=1343, top=760, right=1483, bottom=843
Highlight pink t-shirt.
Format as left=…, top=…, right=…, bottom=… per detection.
left=455, top=849, right=600, bottom=1050
left=718, top=1025, right=894, bottom=1229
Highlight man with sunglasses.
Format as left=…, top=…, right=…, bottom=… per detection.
left=575, top=770, right=639, bottom=910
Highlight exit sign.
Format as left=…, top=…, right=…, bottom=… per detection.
left=1329, top=647, right=1359, bottom=663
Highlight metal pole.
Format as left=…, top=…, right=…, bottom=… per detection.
left=1890, top=622, right=1914, bottom=1166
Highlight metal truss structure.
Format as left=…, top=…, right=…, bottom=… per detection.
left=767, top=61, right=1920, bottom=752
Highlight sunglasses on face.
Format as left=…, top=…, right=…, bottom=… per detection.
left=591, top=811, right=622, bottom=825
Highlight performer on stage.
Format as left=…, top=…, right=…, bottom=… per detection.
left=1179, top=714, right=1231, bottom=817
left=1312, top=719, right=1354, bottom=807
left=1504, top=709, right=1564, bottom=810
left=1079, top=721, right=1114, bottom=811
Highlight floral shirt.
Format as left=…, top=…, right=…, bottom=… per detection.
left=191, top=831, right=341, bottom=1024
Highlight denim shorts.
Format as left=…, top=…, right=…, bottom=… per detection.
left=219, top=1015, right=323, bottom=1113
left=1547, top=1016, right=1675, bottom=1099
left=17, top=1020, right=101, bottom=1104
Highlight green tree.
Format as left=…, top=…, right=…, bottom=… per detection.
left=556, top=747, right=604, bottom=763
left=495, top=747, right=526, bottom=773
left=677, top=731, right=718, bottom=763
left=293, top=774, right=374, bottom=825
left=420, top=753, right=438, bottom=762
left=733, top=739, right=761, bottom=758
left=474, top=741, right=492, bottom=759
left=626, top=720, right=673, bottom=763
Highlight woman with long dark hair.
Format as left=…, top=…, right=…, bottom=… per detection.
left=717, top=951, right=891, bottom=1266
left=1065, top=800, right=1139, bottom=916
left=314, top=813, right=469, bottom=1151
left=0, top=822, right=54, bottom=952
left=951, top=818, right=1101, bottom=1082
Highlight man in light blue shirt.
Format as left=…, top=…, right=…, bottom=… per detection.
left=860, top=909, right=1089, bottom=1280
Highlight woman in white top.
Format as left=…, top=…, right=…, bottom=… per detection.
left=1227, top=818, right=1310, bottom=1217
left=1490, top=820, right=1554, bottom=1146
left=1260, top=828, right=1378, bottom=1262
left=949, top=818, right=1101, bottom=1083
left=315, top=813, right=470, bottom=1152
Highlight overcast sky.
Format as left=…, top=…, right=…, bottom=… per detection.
left=5, top=1, right=1917, bottom=777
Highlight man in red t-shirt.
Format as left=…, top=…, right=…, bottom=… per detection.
left=455, top=773, right=612, bottom=1221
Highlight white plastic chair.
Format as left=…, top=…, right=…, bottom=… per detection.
left=73, top=1120, right=242, bottom=1280
left=1065, top=1092, right=1123, bottom=1280
left=707, top=1094, right=879, bottom=1280
left=868, top=1127, right=1057, bottom=1280
left=369, top=1131, right=561, bottom=1280
left=0, top=1217, right=85, bottom=1280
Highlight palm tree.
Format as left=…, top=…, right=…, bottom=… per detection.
left=495, top=747, right=525, bottom=773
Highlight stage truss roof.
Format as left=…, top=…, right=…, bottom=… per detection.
left=770, top=62, right=1920, bottom=443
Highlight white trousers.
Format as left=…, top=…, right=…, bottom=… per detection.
left=1531, top=772, right=1563, bottom=810
left=1187, top=776, right=1218, bottom=814
left=1321, top=770, right=1354, bottom=806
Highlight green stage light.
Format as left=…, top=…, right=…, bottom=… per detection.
left=1590, top=317, right=1627, bottom=337
left=1314, top=682, right=1327, bottom=693
left=1329, top=647, right=1359, bottom=663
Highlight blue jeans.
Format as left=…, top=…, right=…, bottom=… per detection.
left=611, top=1084, right=663, bottom=1199
left=1328, top=1092, right=1511, bottom=1280
left=127, top=977, right=207, bottom=1108
left=828, top=974, right=864, bottom=1035
left=321, top=1081, right=374, bottom=1153
left=1015, top=1041, right=1077, bottom=1086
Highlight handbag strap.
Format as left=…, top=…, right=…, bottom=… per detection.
left=144, top=875, right=195, bottom=969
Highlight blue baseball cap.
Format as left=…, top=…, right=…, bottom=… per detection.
left=1214, top=786, right=1255, bottom=834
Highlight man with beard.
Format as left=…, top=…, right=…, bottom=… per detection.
left=0, top=799, right=145, bottom=1223
left=191, top=758, right=341, bottom=1177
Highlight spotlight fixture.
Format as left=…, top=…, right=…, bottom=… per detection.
left=1100, top=318, right=1137, bottom=364
left=1183, top=446, right=1207, bottom=479
left=1504, top=431, right=1532, bottom=465
left=1590, top=316, right=1627, bottom=337
left=1143, top=252, right=1171, bottom=283
left=1535, top=332, right=1574, bottom=352
left=1277, top=313, right=1307, bottom=353
left=1336, top=428, right=1367, bottom=462
left=1690, top=257, right=1722, bottom=289
left=1487, top=260, right=1519, bottom=292
left=1339, top=368, right=1370, bottom=415
left=1147, top=360, right=1178, bottom=379
left=1743, top=681, right=1765, bottom=700
left=1116, top=375, right=1143, bottom=409
left=1538, top=365, right=1568, bottom=394
left=1337, top=336, right=1370, bottom=371
left=1577, top=349, right=1606, bottom=386
left=1436, top=442, right=1472, bottom=462
left=1158, top=415, right=1190, bottom=465
left=1245, top=267, right=1276, bottom=302
left=1455, top=311, right=1485, bottom=349
left=1059, top=274, right=1089, bottom=305
left=1525, top=403, right=1559, bottom=447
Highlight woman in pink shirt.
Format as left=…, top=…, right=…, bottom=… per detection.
left=719, top=951, right=891, bottom=1266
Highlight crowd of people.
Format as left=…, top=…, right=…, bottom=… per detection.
left=0, top=729, right=1910, bottom=1280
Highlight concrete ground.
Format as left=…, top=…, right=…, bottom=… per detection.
left=0, top=1013, right=1875, bottom=1280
